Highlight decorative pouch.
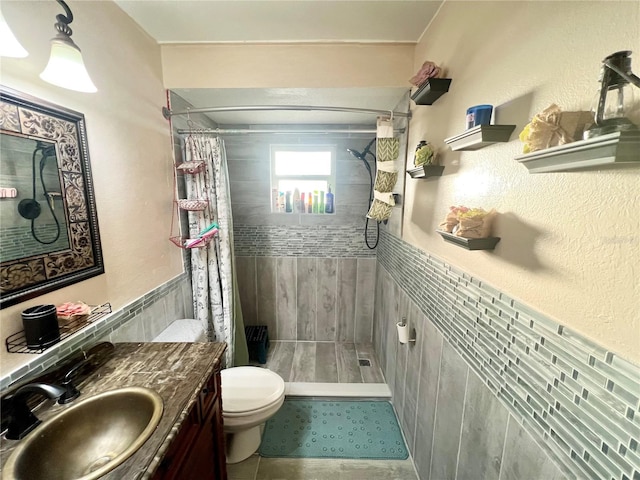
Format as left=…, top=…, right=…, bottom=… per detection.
left=376, top=137, right=399, bottom=162
left=374, top=170, right=398, bottom=193
left=366, top=199, right=393, bottom=221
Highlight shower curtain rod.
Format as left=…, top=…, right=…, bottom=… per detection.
left=176, top=127, right=405, bottom=135
left=162, top=105, right=411, bottom=120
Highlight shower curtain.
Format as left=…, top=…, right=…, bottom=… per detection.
left=183, top=134, right=248, bottom=367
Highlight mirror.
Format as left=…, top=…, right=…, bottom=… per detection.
left=0, top=86, right=104, bottom=309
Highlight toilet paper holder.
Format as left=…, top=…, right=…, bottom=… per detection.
left=396, top=319, right=416, bottom=344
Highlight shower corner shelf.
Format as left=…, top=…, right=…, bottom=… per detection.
left=169, top=234, right=216, bottom=250
left=176, top=161, right=205, bottom=174
left=176, top=199, right=209, bottom=211
left=407, top=165, right=445, bottom=179
left=5, top=303, right=112, bottom=354
left=437, top=230, right=501, bottom=250
left=445, top=125, right=516, bottom=151
left=514, top=130, right=640, bottom=173
left=411, top=78, right=452, bottom=105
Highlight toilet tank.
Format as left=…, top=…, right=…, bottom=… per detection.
left=152, top=319, right=206, bottom=342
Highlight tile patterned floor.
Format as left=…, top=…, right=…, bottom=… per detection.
left=261, top=341, right=385, bottom=384
left=227, top=455, right=418, bottom=480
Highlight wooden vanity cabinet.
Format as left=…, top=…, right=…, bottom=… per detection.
left=153, top=359, right=227, bottom=480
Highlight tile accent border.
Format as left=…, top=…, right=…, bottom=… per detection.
left=234, top=225, right=377, bottom=257
left=0, top=274, right=191, bottom=392
left=377, top=230, right=640, bottom=480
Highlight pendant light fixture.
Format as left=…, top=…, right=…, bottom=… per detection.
left=39, top=0, right=97, bottom=93
left=0, top=11, right=28, bottom=58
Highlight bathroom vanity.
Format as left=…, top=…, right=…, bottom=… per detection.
left=0, top=342, right=228, bottom=479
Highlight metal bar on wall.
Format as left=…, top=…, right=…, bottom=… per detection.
left=162, top=104, right=411, bottom=120
left=176, top=128, right=405, bottom=135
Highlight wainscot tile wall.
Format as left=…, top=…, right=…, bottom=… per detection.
left=375, top=230, right=640, bottom=480
left=0, top=274, right=193, bottom=392
left=235, top=254, right=375, bottom=343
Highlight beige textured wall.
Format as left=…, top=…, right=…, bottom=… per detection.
left=0, top=1, right=182, bottom=372
left=405, top=1, right=640, bottom=361
left=161, top=43, right=415, bottom=88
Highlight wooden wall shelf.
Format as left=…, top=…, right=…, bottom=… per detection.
left=514, top=130, right=640, bottom=173
left=437, top=230, right=500, bottom=250
left=445, top=125, right=516, bottom=151
left=411, top=78, right=452, bottom=105
left=407, top=165, right=445, bottom=179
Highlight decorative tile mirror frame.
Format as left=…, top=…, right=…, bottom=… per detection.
left=0, top=86, right=103, bottom=308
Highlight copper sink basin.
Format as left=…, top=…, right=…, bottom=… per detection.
left=3, top=387, right=163, bottom=480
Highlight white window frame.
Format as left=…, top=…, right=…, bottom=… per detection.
left=270, top=144, right=337, bottom=213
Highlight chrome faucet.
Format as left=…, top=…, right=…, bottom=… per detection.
left=3, top=382, right=66, bottom=440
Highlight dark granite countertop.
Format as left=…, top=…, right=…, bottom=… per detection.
left=0, top=342, right=227, bottom=479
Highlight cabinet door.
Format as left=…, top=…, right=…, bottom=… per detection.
left=152, top=370, right=227, bottom=480
left=199, top=369, right=228, bottom=479
left=211, top=399, right=227, bottom=480
left=178, top=406, right=218, bottom=479
left=153, top=404, right=201, bottom=480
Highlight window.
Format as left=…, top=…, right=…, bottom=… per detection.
left=270, top=145, right=336, bottom=214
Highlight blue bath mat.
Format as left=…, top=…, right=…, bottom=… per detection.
left=259, top=399, right=408, bottom=460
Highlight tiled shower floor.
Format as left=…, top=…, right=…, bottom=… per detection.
left=259, top=341, right=385, bottom=384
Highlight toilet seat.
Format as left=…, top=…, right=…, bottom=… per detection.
left=221, top=366, right=285, bottom=414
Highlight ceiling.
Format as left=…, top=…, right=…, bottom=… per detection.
left=114, top=1, right=442, bottom=44
left=114, top=0, right=444, bottom=125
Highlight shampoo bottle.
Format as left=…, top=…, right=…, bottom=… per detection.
left=293, top=188, right=300, bottom=213
left=325, top=185, right=334, bottom=214
left=285, top=191, right=292, bottom=213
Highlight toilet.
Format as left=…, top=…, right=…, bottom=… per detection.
left=221, top=366, right=285, bottom=464
left=152, top=320, right=285, bottom=464
left=151, top=319, right=207, bottom=342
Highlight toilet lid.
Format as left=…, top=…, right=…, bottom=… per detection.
left=221, top=366, right=285, bottom=413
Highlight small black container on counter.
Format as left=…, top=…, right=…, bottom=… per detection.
left=22, top=304, right=60, bottom=349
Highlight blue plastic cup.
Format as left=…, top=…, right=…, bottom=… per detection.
left=466, top=105, right=493, bottom=129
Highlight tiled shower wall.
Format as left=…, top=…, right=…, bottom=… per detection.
left=227, top=130, right=381, bottom=342
left=235, top=253, right=375, bottom=342
left=375, top=231, right=640, bottom=480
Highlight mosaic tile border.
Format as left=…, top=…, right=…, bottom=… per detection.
left=0, top=274, right=189, bottom=392
left=377, top=230, right=640, bottom=480
left=234, top=224, right=377, bottom=257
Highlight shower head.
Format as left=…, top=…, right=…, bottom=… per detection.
left=347, top=138, right=376, bottom=161
left=347, top=148, right=364, bottom=160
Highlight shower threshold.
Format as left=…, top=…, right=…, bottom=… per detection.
left=285, top=382, right=391, bottom=398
